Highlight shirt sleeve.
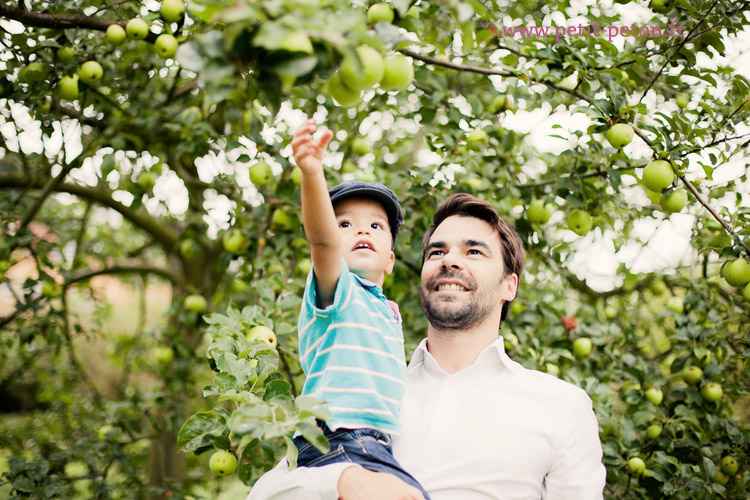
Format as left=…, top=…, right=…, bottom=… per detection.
left=542, top=389, right=606, bottom=500
left=298, top=259, right=356, bottom=368
left=245, top=460, right=357, bottom=500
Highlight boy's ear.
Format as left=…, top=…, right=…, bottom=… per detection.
left=384, top=250, right=395, bottom=275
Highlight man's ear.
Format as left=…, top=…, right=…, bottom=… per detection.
left=384, top=250, right=395, bottom=275
left=500, top=273, right=519, bottom=303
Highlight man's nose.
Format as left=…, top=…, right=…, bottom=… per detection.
left=440, top=248, right=462, bottom=270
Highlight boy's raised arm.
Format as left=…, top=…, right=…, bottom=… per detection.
left=291, top=119, right=340, bottom=308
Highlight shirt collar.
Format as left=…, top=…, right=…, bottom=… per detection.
left=409, top=336, right=514, bottom=372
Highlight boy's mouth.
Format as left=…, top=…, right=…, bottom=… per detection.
left=352, top=239, right=375, bottom=252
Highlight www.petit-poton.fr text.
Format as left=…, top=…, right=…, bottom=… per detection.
left=496, top=22, right=687, bottom=41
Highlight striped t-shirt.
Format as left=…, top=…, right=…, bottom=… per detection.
left=298, top=260, right=407, bottom=433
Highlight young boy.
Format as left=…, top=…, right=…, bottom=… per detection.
left=290, top=118, right=430, bottom=499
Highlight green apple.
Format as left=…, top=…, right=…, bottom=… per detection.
left=722, top=258, right=750, bottom=287
left=184, top=294, right=207, bottom=312
left=682, top=365, right=703, bottom=385
left=466, top=129, right=488, bottom=144
left=651, top=0, right=673, bottom=13
left=153, top=346, right=174, bottom=365
left=79, top=61, right=103, bottom=84
left=604, top=305, right=617, bottom=319
left=606, top=123, right=634, bottom=149
left=628, top=457, right=646, bottom=475
left=701, top=382, right=722, bottom=402
left=645, top=387, right=663, bottom=405
left=279, top=31, right=314, bottom=54
left=659, top=189, right=687, bottom=213
left=527, top=200, right=554, bottom=224
left=154, top=34, right=178, bottom=58
left=367, top=3, right=394, bottom=24
left=743, top=282, right=750, bottom=301
left=64, top=461, right=88, bottom=478
left=327, top=73, right=361, bottom=107
left=179, top=239, right=201, bottom=259
left=650, top=280, right=668, bottom=295
left=222, top=229, right=247, bottom=254
left=248, top=161, right=273, bottom=186
left=106, top=24, right=127, bottom=46
left=295, top=258, right=312, bottom=276
left=160, top=0, right=185, bottom=22
left=126, top=18, right=150, bottom=40
left=341, top=159, right=358, bottom=173
left=272, top=208, right=295, bottom=231
left=246, top=325, right=277, bottom=348
left=351, top=137, right=371, bottom=155
left=209, top=450, right=237, bottom=476
left=58, top=47, right=75, bottom=63
left=572, top=337, right=592, bottom=358
left=641, top=160, right=674, bottom=192
left=720, top=456, right=739, bottom=476
left=137, top=172, right=157, bottom=190
left=545, top=363, right=560, bottom=377
left=675, top=94, right=689, bottom=108
left=380, top=54, right=414, bottom=92
left=340, top=46, right=384, bottom=91
left=38, top=97, right=51, bottom=113
left=42, top=281, right=63, bottom=298
left=290, top=166, right=302, bottom=185
left=56, top=75, right=78, bottom=101
left=566, top=209, right=593, bottom=235
left=713, top=469, right=729, bottom=485
left=358, top=171, right=377, bottom=182
left=666, top=296, right=684, bottom=313
left=18, top=62, right=45, bottom=84
left=464, top=178, right=487, bottom=191
left=646, top=423, right=662, bottom=439
left=97, top=424, right=114, bottom=441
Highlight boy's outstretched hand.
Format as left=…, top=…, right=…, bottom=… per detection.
left=292, top=118, right=334, bottom=174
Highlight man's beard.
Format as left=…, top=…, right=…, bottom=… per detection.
left=419, top=269, right=497, bottom=331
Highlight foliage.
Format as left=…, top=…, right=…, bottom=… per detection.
left=1, top=0, right=749, bottom=498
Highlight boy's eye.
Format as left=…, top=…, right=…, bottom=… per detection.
left=338, top=221, right=351, bottom=228
left=371, top=223, right=383, bottom=230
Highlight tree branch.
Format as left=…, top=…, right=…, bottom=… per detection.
left=66, top=265, right=179, bottom=286
left=400, top=49, right=595, bottom=105
left=638, top=0, right=721, bottom=102
left=0, top=174, right=180, bottom=251
left=0, top=1, right=114, bottom=31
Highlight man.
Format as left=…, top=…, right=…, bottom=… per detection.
left=247, top=193, right=606, bottom=500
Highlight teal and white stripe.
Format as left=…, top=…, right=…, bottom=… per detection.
left=299, top=260, right=406, bottom=433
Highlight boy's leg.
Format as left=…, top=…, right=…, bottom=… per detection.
left=343, top=429, right=432, bottom=500
left=293, top=426, right=431, bottom=499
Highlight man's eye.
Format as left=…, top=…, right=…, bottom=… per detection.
left=339, top=221, right=351, bottom=228
left=469, top=249, right=482, bottom=255
left=429, top=250, right=444, bottom=257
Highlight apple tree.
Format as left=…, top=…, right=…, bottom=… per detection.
left=1, top=0, right=749, bottom=498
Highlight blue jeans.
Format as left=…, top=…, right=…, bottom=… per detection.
left=293, top=427, right=431, bottom=499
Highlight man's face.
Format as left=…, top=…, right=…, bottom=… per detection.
left=420, top=215, right=517, bottom=331
left=334, top=197, right=395, bottom=285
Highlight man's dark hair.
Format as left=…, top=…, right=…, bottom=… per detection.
left=421, top=193, right=525, bottom=322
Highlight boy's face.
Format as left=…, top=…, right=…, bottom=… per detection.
left=333, top=197, right=395, bottom=286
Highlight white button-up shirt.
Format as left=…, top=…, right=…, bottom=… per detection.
left=247, top=337, right=606, bottom=500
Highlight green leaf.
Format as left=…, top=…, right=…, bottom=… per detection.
left=177, top=409, right=229, bottom=452
left=263, top=379, right=292, bottom=401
